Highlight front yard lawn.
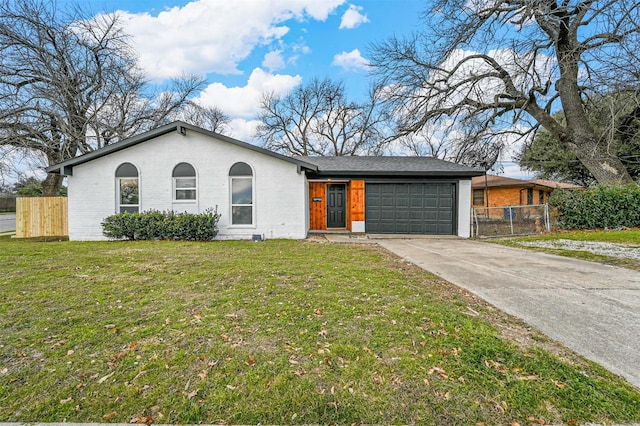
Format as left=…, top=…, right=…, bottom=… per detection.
left=1, top=237, right=639, bottom=424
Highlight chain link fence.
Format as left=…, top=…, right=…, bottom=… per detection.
left=471, top=204, right=550, bottom=237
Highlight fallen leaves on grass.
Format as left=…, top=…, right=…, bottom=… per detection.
left=97, top=371, right=114, bottom=384
left=428, top=366, right=449, bottom=380
left=130, top=415, right=154, bottom=424
left=185, top=389, right=198, bottom=400
left=103, top=411, right=118, bottom=420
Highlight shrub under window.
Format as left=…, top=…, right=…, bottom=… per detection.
left=101, top=208, right=220, bottom=241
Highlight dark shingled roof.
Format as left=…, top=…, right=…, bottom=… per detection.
left=297, top=156, right=484, bottom=177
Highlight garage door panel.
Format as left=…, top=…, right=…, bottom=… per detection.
left=439, top=211, right=453, bottom=221
left=379, top=209, right=394, bottom=220
left=410, top=185, right=424, bottom=195
left=425, top=185, right=439, bottom=195
left=395, top=210, right=409, bottom=220
left=410, top=198, right=423, bottom=208
left=366, top=183, right=455, bottom=235
left=395, top=196, right=409, bottom=207
left=425, top=198, right=439, bottom=208
left=395, top=185, right=409, bottom=194
left=424, top=211, right=438, bottom=221
left=409, top=211, right=423, bottom=220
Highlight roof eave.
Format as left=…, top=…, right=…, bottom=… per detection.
left=311, top=170, right=484, bottom=177
left=45, top=121, right=319, bottom=176
left=45, top=123, right=181, bottom=175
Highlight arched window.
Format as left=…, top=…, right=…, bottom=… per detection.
left=172, top=163, right=197, bottom=201
left=115, top=163, right=139, bottom=213
left=229, top=162, right=253, bottom=225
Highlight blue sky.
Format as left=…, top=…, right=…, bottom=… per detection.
left=79, top=1, right=425, bottom=107
left=71, top=0, right=526, bottom=178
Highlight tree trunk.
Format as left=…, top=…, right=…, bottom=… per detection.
left=567, top=132, right=634, bottom=185
left=42, top=173, right=64, bottom=196
left=555, top=24, right=634, bottom=186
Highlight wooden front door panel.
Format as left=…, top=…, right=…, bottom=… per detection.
left=309, top=182, right=327, bottom=230
left=326, top=184, right=346, bottom=228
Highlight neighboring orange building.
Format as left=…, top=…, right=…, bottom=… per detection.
left=471, top=175, right=582, bottom=208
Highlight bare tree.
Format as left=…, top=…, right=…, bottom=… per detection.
left=255, top=78, right=393, bottom=156
left=178, top=102, right=230, bottom=134
left=393, top=117, right=504, bottom=169
left=0, top=0, right=204, bottom=195
left=370, top=0, right=640, bottom=185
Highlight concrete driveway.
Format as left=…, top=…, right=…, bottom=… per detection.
left=0, top=213, right=15, bottom=233
left=377, top=238, right=640, bottom=389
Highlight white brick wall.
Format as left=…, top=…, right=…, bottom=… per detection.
left=67, top=131, right=308, bottom=240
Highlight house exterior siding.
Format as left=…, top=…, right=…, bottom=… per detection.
left=66, top=131, right=308, bottom=240
left=471, top=186, right=551, bottom=208
left=470, top=175, right=582, bottom=210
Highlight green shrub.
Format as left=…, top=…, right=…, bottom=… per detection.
left=549, top=185, right=640, bottom=229
left=101, top=208, right=220, bottom=241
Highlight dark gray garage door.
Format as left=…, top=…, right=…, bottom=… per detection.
left=365, top=183, right=455, bottom=235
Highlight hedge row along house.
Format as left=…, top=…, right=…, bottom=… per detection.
left=46, top=122, right=484, bottom=240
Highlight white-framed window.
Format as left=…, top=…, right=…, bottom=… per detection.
left=172, top=162, right=197, bottom=201
left=115, top=162, right=139, bottom=213
left=229, top=162, right=253, bottom=225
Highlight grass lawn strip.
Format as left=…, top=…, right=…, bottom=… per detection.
left=1, top=237, right=639, bottom=424
left=496, top=229, right=640, bottom=271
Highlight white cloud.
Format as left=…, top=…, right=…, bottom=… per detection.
left=227, top=118, right=263, bottom=143
left=332, top=49, right=369, bottom=72
left=112, top=0, right=346, bottom=80
left=339, top=4, right=369, bottom=29
left=262, top=50, right=286, bottom=71
left=194, top=68, right=302, bottom=118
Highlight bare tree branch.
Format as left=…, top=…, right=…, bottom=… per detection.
left=255, top=78, right=394, bottom=156
left=0, top=0, right=205, bottom=194
left=371, top=0, right=640, bottom=184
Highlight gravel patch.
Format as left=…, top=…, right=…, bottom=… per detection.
left=518, top=239, right=640, bottom=260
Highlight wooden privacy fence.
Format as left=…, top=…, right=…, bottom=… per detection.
left=16, top=196, right=68, bottom=238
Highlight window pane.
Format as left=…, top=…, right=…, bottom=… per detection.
left=176, top=178, right=196, bottom=189
left=229, top=162, right=252, bottom=176
left=232, top=206, right=252, bottom=224
left=120, top=178, right=139, bottom=204
left=232, top=178, right=252, bottom=204
left=173, top=162, right=196, bottom=177
left=176, top=189, right=196, bottom=200
left=116, top=163, right=138, bottom=177
left=473, top=189, right=484, bottom=205
left=120, top=206, right=139, bottom=214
